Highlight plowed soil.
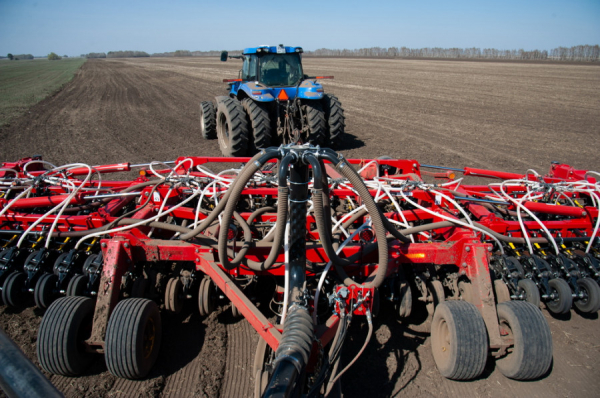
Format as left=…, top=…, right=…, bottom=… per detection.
left=1, top=58, right=599, bottom=398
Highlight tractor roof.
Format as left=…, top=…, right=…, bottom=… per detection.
left=242, top=45, right=304, bottom=55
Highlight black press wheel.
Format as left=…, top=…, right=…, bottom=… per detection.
left=545, top=278, right=572, bottom=315
left=322, top=93, right=345, bottom=149
left=396, top=280, right=413, bottom=318
left=253, top=338, right=274, bottom=398
left=231, top=302, right=242, bottom=318
left=164, top=277, right=183, bottom=314
left=37, top=296, right=95, bottom=376
left=66, top=274, right=88, bottom=297
left=200, top=101, right=217, bottom=139
left=105, top=298, right=162, bottom=379
left=34, top=273, right=59, bottom=309
left=574, top=277, right=600, bottom=313
left=517, top=279, right=540, bottom=308
left=216, top=97, right=249, bottom=157
left=431, top=300, right=488, bottom=380
left=198, top=277, right=216, bottom=317
left=426, top=279, right=445, bottom=316
left=494, top=279, right=511, bottom=303
left=241, top=98, right=272, bottom=153
left=496, top=301, right=553, bottom=380
left=2, top=271, right=27, bottom=307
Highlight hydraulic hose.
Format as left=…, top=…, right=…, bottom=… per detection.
left=264, top=305, right=314, bottom=398
left=313, top=152, right=389, bottom=289
left=179, top=150, right=273, bottom=241
left=218, top=150, right=287, bottom=270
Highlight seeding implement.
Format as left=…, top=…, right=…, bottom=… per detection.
left=1, top=146, right=599, bottom=396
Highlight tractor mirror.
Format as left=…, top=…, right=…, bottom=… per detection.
left=220, top=51, right=228, bottom=62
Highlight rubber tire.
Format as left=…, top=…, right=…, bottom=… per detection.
left=37, top=296, right=95, bottom=376
left=574, top=277, right=600, bottom=313
left=302, top=100, right=327, bottom=146
left=66, top=274, right=88, bottom=297
left=216, top=97, right=249, bottom=157
left=105, top=298, right=162, bottom=379
left=322, top=94, right=345, bottom=148
left=2, top=271, right=27, bottom=307
left=253, top=338, right=272, bottom=398
left=202, top=278, right=216, bottom=316
left=517, top=279, right=540, bottom=308
left=231, top=302, right=241, bottom=318
left=34, top=273, right=59, bottom=309
left=427, top=280, right=445, bottom=316
left=494, top=279, right=511, bottom=303
left=396, top=280, right=412, bottom=318
left=546, top=278, right=572, bottom=315
left=496, top=301, right=553, bottom=380
left=241, top=98, right=272, bottom=152
left=200, top=101, right=217, bottom=139
left=431, top=301, right=488, bottom=380
left=165, top=277, right=183, bottom=314
left=198, top=278, right=208, bottom=316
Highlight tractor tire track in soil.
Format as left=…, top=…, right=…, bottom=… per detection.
left=1, top=58, right=599, bottom=397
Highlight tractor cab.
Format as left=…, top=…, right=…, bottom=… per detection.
left=243, top=51, right=303, bottom=87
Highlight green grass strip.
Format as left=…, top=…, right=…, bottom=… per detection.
left=0, top=58, right=87, bottom=126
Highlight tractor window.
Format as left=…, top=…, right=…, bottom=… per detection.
left=258, top=53, right=303, bottom=87
left=242, top=55, right=258, bottom=81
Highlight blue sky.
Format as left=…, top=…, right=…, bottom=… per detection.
left=0, top=0, right=598, bottom=56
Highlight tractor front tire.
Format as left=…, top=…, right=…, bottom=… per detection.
left=216, top=98, right=249, bottom=157
left=322, top=94, right=345, bottom=149
left=200, top=101, right=217, bottom=139
left=241, top=98, right=272, bottom=153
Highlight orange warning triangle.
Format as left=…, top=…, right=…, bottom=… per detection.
left=278, top=89, right=289, bottom=101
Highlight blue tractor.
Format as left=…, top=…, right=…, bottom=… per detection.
left=199, top=44, right=345, bottom=156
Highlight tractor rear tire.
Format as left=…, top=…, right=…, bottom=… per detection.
left=200, top=101, right=217, bottom=139
left=431, top=301, right=488, bottom=380
left=302, top=101, right=327, bottom=146
left=37, top=296, right=95, bottom=376
left=241, top=98, right=272, bottom=153
left=574, top=277, right=600, bottom=313
left=322, top=94, right=345, bottom=149
left=496, top=301, right=553, bottom=380
left=216, top=98, right=249, bottom=157
left=546, top=278, right=572, bottom=315
left=105, top=298, right=162, bottom=379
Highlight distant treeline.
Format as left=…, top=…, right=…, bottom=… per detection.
left=83, top=51, right=150, bottom=59
left=305, top=45, right=599, bottom=62
left=12, top=54, right=34, bottom=60
left=151, top=50, right=241, bottom=57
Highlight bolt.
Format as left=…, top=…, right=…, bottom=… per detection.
left=101, top=242, right=106, bottom=248
left=195, top=248, right=199, bottom=253
left=487, top=246, right=492, bottom=252
left=462, top=262, right=467, bottom=268
left=124, top=243, right=129, bottom=248
left=465, top=246, right=471, bottom=252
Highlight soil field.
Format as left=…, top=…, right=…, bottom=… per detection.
left=0, top=57, right=599, bottom=398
